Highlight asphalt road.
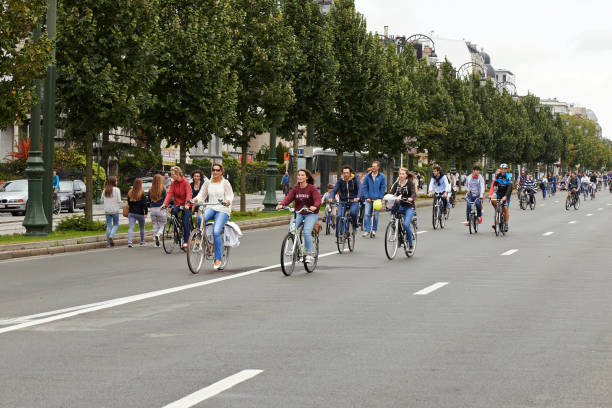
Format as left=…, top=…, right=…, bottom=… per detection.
left=1, top=191, right=612, bottom=407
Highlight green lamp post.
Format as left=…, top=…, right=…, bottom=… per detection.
left=23, top=27, right=49, bottom=236
left=95, top=134, right=103, bottom=204
left=263, top=122, right=279, bottom=212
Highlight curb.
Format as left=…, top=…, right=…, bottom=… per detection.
left=0, top=200, right=434, bottom=261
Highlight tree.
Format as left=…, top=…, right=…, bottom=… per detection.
left=224, top=0, right=295, bottom=211
left=57, top=0, right=159, bottom=220
left=317, top=0, right=370, bottom=174
left=0, top=0, right=52, bottom=127
left=142, top=0, right=239, bottom=168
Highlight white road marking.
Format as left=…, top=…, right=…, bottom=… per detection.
left=568, top=221, right=577, bottom=224
left=586, top=213, right=593, bottom=217
left=0, top=251, right=342, bottom=335
left=540, top=204, right=545, bottom=207
left=501, top=249, right=519, bottom=256
left=416, top=230, right=427, bottom=234
left=555, top=201, right=560, bottom=203
left=162, top=370, right=263, bottom=408
left=598, top=208, right=603, bottom=211
left=0, top=301, right=111, bottom=325
left=608, top=203, right=612, bottom=206
left=414, top=282, right=448, bottom=296
left=542, top=232, right=555, bottom=237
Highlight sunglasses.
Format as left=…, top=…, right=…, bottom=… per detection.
left=212, top=168, right=222, bottom=172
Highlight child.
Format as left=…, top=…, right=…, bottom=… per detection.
left=321, top=183, right=338, bottom=220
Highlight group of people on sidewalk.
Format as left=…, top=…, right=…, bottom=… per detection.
left=101, top=165, right=234, bottom=269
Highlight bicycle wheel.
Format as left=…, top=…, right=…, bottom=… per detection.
left=468, top=213, right=474, bottom=234
left=574, top=197, right=580, bottom=210
left=472, top=212, right=478, bottom=233
left=432, top=203, right=439, bottom=230
left=494, top=209, right=501, bottom=236
left=530, top=195, right=536, bottom=210
left=384, top=220, right=398, bottom=260
left=162, top=220, right=177, bottom=254
left=186, top=229, right=204, bottom=274
left=347, top=222, right=355, bottom=252
left=304, top=233, right=319, bottom=273
left=336, top=217, right=347, bottom=254
left=519, top=194, right=526, bottom=210
left=325, top=214, right=331, bottom=235
left=565, top=196, right=571, bottom=211
left=219, top=246, right=230, bottom=270
left=406, top=220, right=417, bottom=257
left=440, top=207, right=446, bottom=229
left=280, top=234, right=297, bottom=276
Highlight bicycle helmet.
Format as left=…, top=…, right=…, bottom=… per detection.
left=500, top=163, right=508, bottom=169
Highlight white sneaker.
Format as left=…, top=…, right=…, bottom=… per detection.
left=362, top=232, right=369, bottom=237
left=371, top=232, right=376, bottom=238
left=305, top=255, right=314, bottom=264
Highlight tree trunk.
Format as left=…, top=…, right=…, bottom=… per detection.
left=179, top=141, right=187, bottom=169
left=336, top=151, right=343, bottom=181
left=85, top=132, right=94, bottom=222
left=240, top=144, right=247, bottom=212
left=291, top=126, right=299, bottom=185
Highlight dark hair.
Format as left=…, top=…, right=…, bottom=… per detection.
left=327, top=183, right=334, bottom=189
left=104, top=176, right=117, bottom=198
left=473, top=165, right=481, bottom=171
left=298, top=168, right=314, bottom=185
left=341, top=165, right=353, bottom=174
left=432, top=164, right=441, bottom=172
left=191, top=169, right=204, bottom=183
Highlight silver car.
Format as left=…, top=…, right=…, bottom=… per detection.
left=0, top=179, right=28, bottom=216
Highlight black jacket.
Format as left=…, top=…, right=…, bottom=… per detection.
left=128, top=193, right=148, bottom=215
left=389, top=179, right=416, bottom=208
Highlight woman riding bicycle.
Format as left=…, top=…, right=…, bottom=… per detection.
left=276, top=169, right=322, bottom=264
left=389, top=168, right=417, bottom=250
left=192, top=163, right=233, bottom=270
left=162, top=166, right=193, bottom=249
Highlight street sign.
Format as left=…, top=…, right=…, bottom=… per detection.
left=162, top=148, right=177, bottom=166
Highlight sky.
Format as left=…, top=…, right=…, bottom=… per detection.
left=354, top=0, right=612, bottom=139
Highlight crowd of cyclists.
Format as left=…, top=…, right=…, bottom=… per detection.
left=102, top=160, right=612, bottom=274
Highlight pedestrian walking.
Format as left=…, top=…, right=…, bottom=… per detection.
left=102, top=176, right=122, bottom=248
left=281, top=171, right=290, bottom=196
left=127, top=178, right=148, bottom=247
left=163, top=172, right=172, bottom=190
left=148, top=174, right=166, bottom=247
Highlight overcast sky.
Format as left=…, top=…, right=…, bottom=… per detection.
left=354, top=0, right=611, bottom=139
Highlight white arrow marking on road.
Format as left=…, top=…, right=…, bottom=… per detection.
left=586, top=213, right=593, bottom=217
left=0, top=251, right=344, bottom=335
left=414, top=282, right=448, bottom=296
left=501, top=249, right=519, bottom=256
left=542, top=232, right=555, bottom=237
left=162, top=370, right=263, bottom=408
left=569, top=221, right=577, bottom=224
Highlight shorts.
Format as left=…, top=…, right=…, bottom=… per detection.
left=492, top=193, right=510, bottom=207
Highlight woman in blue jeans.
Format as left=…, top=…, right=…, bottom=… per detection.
left=388, top=168, right=417, bottom=250
left=192, top=163, right=234, bottom=270
left=102, top=176, right=122, bottom=247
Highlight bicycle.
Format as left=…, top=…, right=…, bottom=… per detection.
left=384, top=199, right=417, bottom=260
left=336, top=201, right=356, bottom=254
left=565, top=191, right=580, bottom=211
left=357, top=200, right=365, bottom=231
left=449, top=189, right=456, bottom=208
left=465, top=196, right=480, bottom=234
left=431, top=192, right=446, bottom=230
left=324, top=201, right=336, bottom=236
left=161, top=204, right=193, bottom=254
left=491, top=197, right=507, bottom=237
left=280, top=207, right=319, bottom=276
left=518, top=188, right=528, bottom=210
left=186, top=200, right=231, bottom=274
left=527, top=191, right=536, bottom=210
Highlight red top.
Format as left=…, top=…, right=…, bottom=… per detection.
left=163, top=176, right=193, bottom=206
left=280, top=183, right=322, bottom=214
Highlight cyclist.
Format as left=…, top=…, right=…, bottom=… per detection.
left=464, top=165, right=484, bottom=226
left=192, top=163, right=233, bottom=270
left=427, top=165, right=450, bottom=214
left=162, top=166, right=193, bottom=249
left=277, top=169, right=322, bottom=264
left=448, top=172, right=458, bottom=207
left=580, top=174, right=590, bottom=197
left=322, top=183, right=338, bottom=227
left=567, top=172, right=580, bottom=202
left=590, top=172, right=598, bottom=196
left=389, top=167, right=417, bottom=251
left=516, top=170, right=527, bottom=197
left=52, top=170, right=60, bottom=210
left=488, top=164, right=512, bottom=232
left=525, top=173, right=537, bottom=206
left=363, top=161, right=386, bottom=238
left=330, top=165, right=362, bottom=234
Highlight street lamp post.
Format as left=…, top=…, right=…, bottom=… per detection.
left=263, top=122, right=279, bottom=212
left=23, top=27, right=49, bottom=236
left=95, top=134, right=103, bottom=204
left=260, top=145, right=266, bottom=195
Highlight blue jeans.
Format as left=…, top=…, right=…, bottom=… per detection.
left=295, top=212, right=318, bottom=254
left=198, top=208, right=229, bottom=261
left=465, top=196, right=482, bottom=222
left=364, top=200, right=380, bottom=233
left=336, top=201, right=359, bottom=233
left=172, top=206, right=192, bottom=245
left=105, top=213, right=119, bottom=244
left=400, top=206, right=416, bottom=246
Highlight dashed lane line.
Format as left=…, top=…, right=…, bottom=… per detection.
left=501, top=249, right=519, bottom=256
left=542, top=232, right=555, bottom=237
left=414, top=282, right=448, bottom=296
left=569, top=221, right=577, bottom=224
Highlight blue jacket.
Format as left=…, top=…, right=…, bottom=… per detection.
left=331, top=175, right=362, bottom=202
left=363, top=172, right=387, bottom=200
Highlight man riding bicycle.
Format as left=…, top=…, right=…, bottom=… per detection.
left=464, top=165, right=484, bottom=226
left=428, top=165, right=450, bottom=214
left=525, top=173, right=537, bottom=205
left=516, top=170, right=527, bottom=196
left=488, top=164, right=512, bottom=232
left=330, top=165, right=362, bottom=233
left=362, top=160, right=386, bottom=238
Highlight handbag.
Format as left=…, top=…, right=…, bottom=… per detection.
left=122, top=204, right=129, bottom=217
left=313, top=221, right=322, bottom=234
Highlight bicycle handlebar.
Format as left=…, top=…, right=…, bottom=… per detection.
left=280, top=206, right=315, bottom=214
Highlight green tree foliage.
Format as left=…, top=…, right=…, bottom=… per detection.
left=142, top=0, right=239, bottom=168
left=56, top=0, right=159, bottom=220
left=224, top=0, right=295, bottom=211
left=0, top=0, right=52, bottom=127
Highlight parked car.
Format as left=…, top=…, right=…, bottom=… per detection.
left=57, top=180, right=87, bottom=212
left=0, top=179, right=28, bottom=216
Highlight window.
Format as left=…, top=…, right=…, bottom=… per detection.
left=503, top=74, right=506, bottom=82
